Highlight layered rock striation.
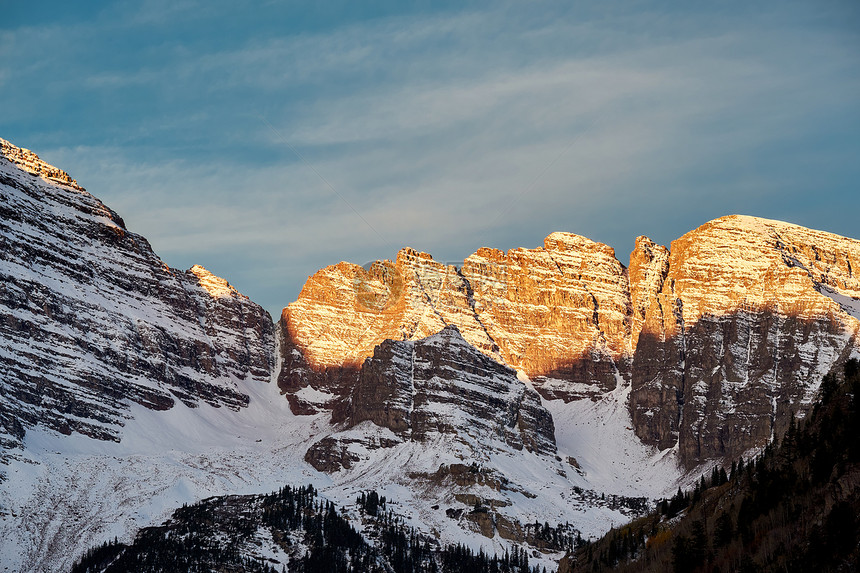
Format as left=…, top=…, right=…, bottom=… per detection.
left=0, top=140, right=275, bottom=464
left=350, top=325, right=555, bottom=454
left=305, top=325, right=556, bottom=472
left=282, top=216, right=860, bottom=469
left=630, top=215, right=860, bottom=467
left=460, top=233, right=632, bottom=401
left=0, top=137, right=84, bottom=191
left=279, top=233, right=632, bottom=412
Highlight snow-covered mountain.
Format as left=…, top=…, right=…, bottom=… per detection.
left=1, top=136, right=859, bottom=572
left=630, top=215, right=860, bottom=467
left=0, top=137, right=274, bottom=465
left=0, top=139, right=672, bottom=572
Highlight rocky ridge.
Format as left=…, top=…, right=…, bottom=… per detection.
left=305, top=325, right=556, bottom=473
left=0, top=140, right=275, bottom=468
left=279, top=233, right=633, bottom=415
left=281, top=217, right=860, bottom=469
left=2, top=135, right=860, bottom=571
left=0, top=137, right=84, bottom=191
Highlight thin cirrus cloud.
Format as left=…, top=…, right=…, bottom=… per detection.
left=1, top=1, right=859, bottom=317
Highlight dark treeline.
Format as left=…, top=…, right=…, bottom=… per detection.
left=72, top=483, right=548, bottom=573
left=565, top=359, right=860, bottom=573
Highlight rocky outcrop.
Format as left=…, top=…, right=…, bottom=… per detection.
left=351, top=325, right=556, bottom=455
left=0, top=140, right=275, bottom=465
left=279, top=233, right=633, bottom=410
left=630, top=215, right=860, bottom=467
left=0, top=137, right=83, bottom=190
left=628, top=236, right=670, bottom=349
left=282, top=215, right=860, bottom=470
left=460, top=233, right=632, bottom=401
left=305, top=326, right=556, bottom=472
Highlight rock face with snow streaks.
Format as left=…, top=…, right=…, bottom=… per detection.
left=350, top=325, right=556, bottom=455
left=283, top=216, right=860, bottom=469
left=630, top=215, right=860, bottom=467
left=0, top=140, right=275, bottom=465
left=305, top=325, right=556, bottom=472
left=279, top=233, right=633, bottom=412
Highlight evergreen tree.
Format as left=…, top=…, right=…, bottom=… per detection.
left=714, top=512, right=733, bottom=548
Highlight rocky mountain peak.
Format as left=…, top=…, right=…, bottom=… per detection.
left=188, top=264, right=243, bottom=300
left=0, top=142, right=275, bottom=463
left=278, top=230, right=635, bottom=416
left=544, top=231, right=617, bottom=259
left=282, top=215, right=860, bottom=469
left=396, top=246, right=436, bottom=263
left=657, top=213, right=860, bottom=335
left=632, top=213, right=860, bottom=467
left=0, top=137, right=84, bottom=191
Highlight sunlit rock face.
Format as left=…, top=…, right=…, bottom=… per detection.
left=279, top=233, right=634, bottom=412
left=460, top=233, right=633, bottom=401
left=277, top=248, right=502, bottom=415
left=281, top=249, right=497, bottom=370
left=281, top=215, right=860, bottom=469
left=0, top=140, right=275, bottom=463
left=628, top=236, right=670, bottom=350
left=630, top=215, right=860, bottom=468
left=0, top=137, right=83, bottom=190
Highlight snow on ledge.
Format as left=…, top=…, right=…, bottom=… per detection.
left=818, top=284, right=860, bottom=322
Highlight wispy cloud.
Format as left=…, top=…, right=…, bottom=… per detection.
left=3, top=1, right=859, bottom=316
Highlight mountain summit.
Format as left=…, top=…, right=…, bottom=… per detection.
left=0, top=138, right=274, bottom=463
left=280, top=215, right=860, bottom=469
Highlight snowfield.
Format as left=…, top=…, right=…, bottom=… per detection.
left=0, top=370, right=683, bottom=573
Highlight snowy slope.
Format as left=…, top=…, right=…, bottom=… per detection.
left=0, top=366, right=686, bottom=572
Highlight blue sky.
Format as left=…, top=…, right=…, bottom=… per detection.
left=2, top=0, right=859, bottom=317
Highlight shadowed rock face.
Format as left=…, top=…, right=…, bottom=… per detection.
left=0, top=140, right=275, bottom=463
left=304, top=325, right=556, bottom=473
left=276, top=320, right=359, bottom=419
left=349, top=325, right=556, bottom=456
